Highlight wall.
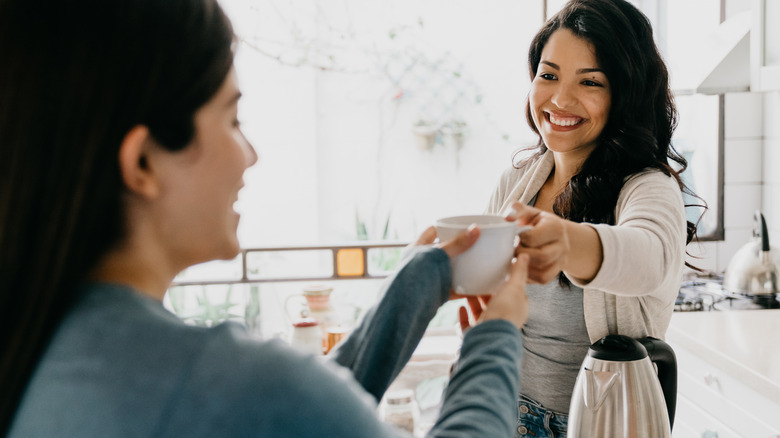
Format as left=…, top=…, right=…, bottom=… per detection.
left=685, top=0, right=780, bottom=274
left=764, top=91, right=780, bottom=242
left=682, top=0, right=767, bottom=274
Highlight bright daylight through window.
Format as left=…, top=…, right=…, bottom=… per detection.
left=165, top=0, right=726, bottom=343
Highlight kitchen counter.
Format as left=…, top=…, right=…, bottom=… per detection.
left=666, top=309, right=780, bottom=403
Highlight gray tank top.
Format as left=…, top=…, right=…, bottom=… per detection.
left=520, top=280, right=591, bottom=413
left=520, top=195, right=592, bottom=413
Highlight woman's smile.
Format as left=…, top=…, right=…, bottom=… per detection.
left=544, top=111, right=586, bottom=130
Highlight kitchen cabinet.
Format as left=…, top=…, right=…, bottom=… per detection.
left=666, top=310, right=780, bottom=437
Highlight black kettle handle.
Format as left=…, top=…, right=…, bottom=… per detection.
left=755, top=211, right=770, bottom=252
left=640, top=337, right=677, bottom=430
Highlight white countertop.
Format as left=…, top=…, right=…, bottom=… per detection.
left=666, top=309, right=780, bottom=402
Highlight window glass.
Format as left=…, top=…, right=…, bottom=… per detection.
left=672, top=94, right=721, bottom=238
left=220, top=0, right=725, bottom=248
left=221, top=0, right=544, bottom=248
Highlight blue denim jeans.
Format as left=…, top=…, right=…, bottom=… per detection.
left=515, top=394, right=569, bottom=438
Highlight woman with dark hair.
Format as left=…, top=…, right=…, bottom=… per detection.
left=0, top=0, right=531, bottom=436
left=485, top=0, right=695, bottom=436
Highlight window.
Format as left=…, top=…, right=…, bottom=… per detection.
left=222, top=0, right=544, bottom=248
left=167, top=0, right=729, bottom=332
left=166, top=0, right=546, bottom=338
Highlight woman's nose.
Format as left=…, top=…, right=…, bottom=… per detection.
left=243, top=136, right=258, bottom=168
left=550, top=83, right=576, bottom=109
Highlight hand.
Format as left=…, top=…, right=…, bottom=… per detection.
left=458, top=254, right=530, bottom=331
left=413, top=225, right=481, bottom=260
left=506, top=202, right=570, bottom=284
left=415, top=225, right=485, bottom=302
left=418, top=224, right=529, bottom=330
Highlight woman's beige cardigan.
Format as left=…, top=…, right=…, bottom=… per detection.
left=486, top=151, right=687, bottom=342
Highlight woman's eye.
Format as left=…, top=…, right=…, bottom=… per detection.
left=539, top=73, right=556, bottom=80
left=582, top=80, right=602, bottom=87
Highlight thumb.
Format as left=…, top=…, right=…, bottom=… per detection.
left=438, top=225, right=480, bottom=259
left=415, top=226, right=438, bottom=246
left=505, top=202, right=541, bottom=226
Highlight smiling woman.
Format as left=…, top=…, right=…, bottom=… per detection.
left=485, top=0, right=699, bottom=436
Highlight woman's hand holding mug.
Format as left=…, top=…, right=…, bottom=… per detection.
left=505, top=201, right=603, bottom=284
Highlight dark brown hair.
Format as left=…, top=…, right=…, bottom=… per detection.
left=0, top=0, right=235, bottom=431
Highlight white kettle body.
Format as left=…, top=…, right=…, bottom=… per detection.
left=568, top=335, right=677, bottom=438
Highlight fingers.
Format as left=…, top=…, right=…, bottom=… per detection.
left=455, top=256, right=530, bottom=331
left=527, top=253, right=565, bottom=284
left=509, top=207, right=570, bottom=284
left=449, top=291, right=489, bottom=308
left=451, top=294, right=486, bottom=320
left=438, top=225, right=480, bottom=259
left=466, top=296, right=484, bottom=320
left=507, top=253, right=530, bottom=287
left=455, top=296, right=489, bottom=334
left=516, top=244, right=566, bottom=284
left=415, top=226, right=438, bottom=246
left=478, top=254, right=530, bottom=329
left=458, top=306, right=470, bottom=333
left=516, top=217, right=561, bottom=248
left=505, top=201, right=542, bottom=226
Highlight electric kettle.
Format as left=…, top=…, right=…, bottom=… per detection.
left=567, top=335, right=677, bottom=438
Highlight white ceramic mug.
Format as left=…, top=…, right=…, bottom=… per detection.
left=435, top=214, right=531, bottom=296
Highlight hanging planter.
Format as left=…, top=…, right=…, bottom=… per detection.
left=411, top=120, right=439, bottom=150
left=440, top=119, right=467, bottom=150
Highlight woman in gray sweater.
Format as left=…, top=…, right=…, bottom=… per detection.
left=0, top=0, right=531, bottom=436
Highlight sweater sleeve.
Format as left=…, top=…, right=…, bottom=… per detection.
left=251, top=320, right=522, bottom=438
left=329, top=247, right=452, bottom=402
left=568, top=171, right=686, bottom=298
left=162, top=264, right=522, bottom=438
left=428, top=320, right=522, bottom=438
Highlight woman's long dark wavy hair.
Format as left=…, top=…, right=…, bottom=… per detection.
left=0, top=0, right=235, bottom=431
left=520, top=0, right=700, bottom=283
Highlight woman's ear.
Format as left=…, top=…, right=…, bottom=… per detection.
left=118, top=125, right=159, bottom=198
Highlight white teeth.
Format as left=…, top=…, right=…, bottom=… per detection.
left=549, top=114, right=582, bottom=127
